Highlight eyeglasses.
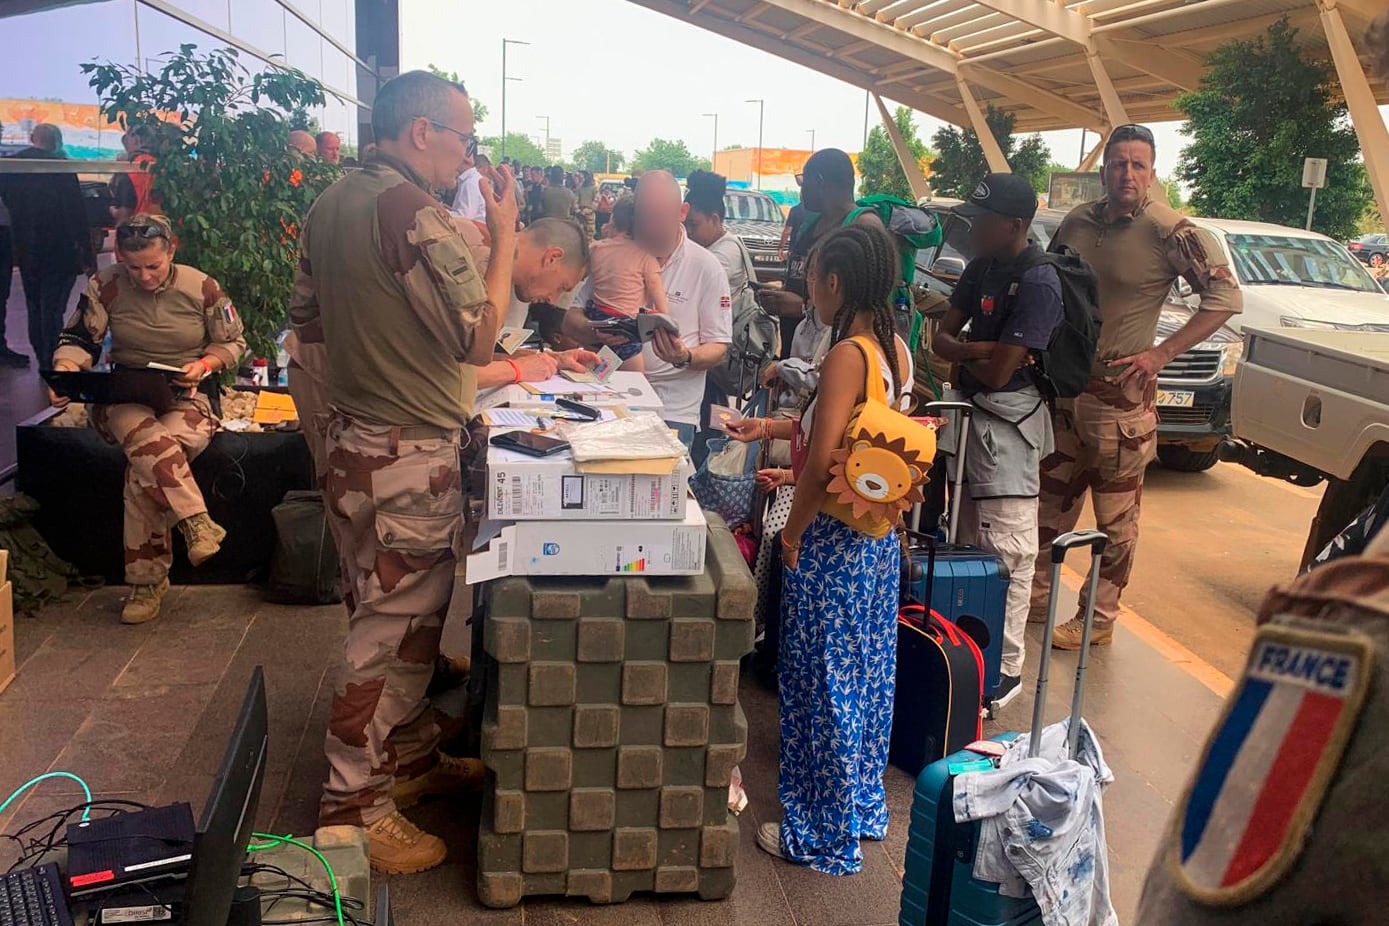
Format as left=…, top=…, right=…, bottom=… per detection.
left=419, top=118, right=479, bottom=157
left=116, top=224, right=169, bottom=243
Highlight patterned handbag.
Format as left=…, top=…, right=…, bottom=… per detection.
left=691, top=391, right=769, bottom=528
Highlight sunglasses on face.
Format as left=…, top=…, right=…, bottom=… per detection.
left=116, top=224, right=169, bottom=243
left=421, top=118, right=479, bottom=157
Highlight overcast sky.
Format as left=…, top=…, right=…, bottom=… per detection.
left=400, top=0, right=1192, bottom=173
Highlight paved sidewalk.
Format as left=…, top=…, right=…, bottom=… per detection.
left=0, top=578, right=1228, bottom=924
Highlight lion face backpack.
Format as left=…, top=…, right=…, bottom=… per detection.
left=792, top=335, right=937, bottom=539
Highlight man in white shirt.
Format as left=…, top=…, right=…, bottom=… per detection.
left=563, top=170, right=731, bottom=447
left=451, top=152, right=489, bottom=221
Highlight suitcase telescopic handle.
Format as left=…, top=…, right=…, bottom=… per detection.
left=1051, top=530, right=1108, bottom=563
left=921, top=401, right=973, bottom=543
left=921, top=401, right=974, bottom=416
left=1029, top=530, right=1110, bottom=760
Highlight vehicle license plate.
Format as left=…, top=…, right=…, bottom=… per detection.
left=1156, top=389, right=1195, bottom=408
left=754, top=254, right=777, bottom=262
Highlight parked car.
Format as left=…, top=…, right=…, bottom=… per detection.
left=1346, top=232, right=1388, bottom=267
left=724, top=188, right=787, bottom=280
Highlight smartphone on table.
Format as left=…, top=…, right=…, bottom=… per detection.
left=490, top=431, right=570, bottom=458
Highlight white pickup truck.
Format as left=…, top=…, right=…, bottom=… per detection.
left=1221, top=326, right=1389, bottom=566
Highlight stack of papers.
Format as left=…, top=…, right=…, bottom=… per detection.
left=482, top=407, right=621, bottom=428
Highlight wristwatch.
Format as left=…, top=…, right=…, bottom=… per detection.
left=672, top=349, right=692, bottom=370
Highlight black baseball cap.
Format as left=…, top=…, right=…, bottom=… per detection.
left=952, top=172, right=1038, bottom=221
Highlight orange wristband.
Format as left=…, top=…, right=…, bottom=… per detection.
left=506, top=358, right=522, bottom=384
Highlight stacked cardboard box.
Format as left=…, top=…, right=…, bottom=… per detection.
left=467, top=404, right=703, bottom=581
left=474, top=516, right=755, bottom=907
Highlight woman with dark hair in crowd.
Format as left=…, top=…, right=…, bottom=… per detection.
left=726, top=224, right=911, bottom=876
left=684, top=170, right=754, bottom=304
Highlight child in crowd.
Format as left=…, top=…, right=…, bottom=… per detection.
left=583, top=195, right=670, bottom=371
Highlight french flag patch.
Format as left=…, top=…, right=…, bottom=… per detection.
left=1171, top=624, right=1372, bottom=905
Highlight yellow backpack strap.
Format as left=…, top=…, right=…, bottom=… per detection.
left=848, top=335, right=889, bottom=405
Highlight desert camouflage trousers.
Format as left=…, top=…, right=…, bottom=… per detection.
left=575, top=205, right=596, bottom=241
left=319, top=414, right=464, bottom=828
left=1030, top=375, right=1158, bottom=629
left=92, top=394, right=218, bottom=586
left=286, top=343, right=331, bottom=488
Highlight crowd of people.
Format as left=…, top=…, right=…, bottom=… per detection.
left=6, top=61, right=1249, bottom=882
left=21, top=17, right=1389, bottom=906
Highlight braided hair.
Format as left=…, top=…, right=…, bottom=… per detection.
left=811, top=223, right=902, bottom=396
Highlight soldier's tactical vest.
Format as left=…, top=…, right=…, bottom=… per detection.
left=1137, top=538, right=1389, bottom=923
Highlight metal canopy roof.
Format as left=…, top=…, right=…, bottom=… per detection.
left=628, top=0, right=1389, bottom=133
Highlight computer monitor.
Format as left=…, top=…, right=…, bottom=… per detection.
left=182, top=666, right=268, bottom=926
left=375, top=881, right=394, bottom=926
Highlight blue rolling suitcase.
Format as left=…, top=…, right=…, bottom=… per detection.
left=906, top=402, right=1010, bottom=696
left=898, top=530, right=1109, bottom=926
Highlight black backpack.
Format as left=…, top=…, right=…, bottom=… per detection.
left=265, top=490, right=342, bottom=605
left=1012, top=246, right=1102, bottom=400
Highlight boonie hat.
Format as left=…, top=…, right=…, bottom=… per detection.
left=953, top=173, right=1038, bottom=221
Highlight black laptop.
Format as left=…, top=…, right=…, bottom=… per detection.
left=42, top=369, right=177, bottom=416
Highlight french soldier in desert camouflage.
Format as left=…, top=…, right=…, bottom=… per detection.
left=288, top=69, right=519, bottom=875
left=48, top=213, right=245, bottom=625
left=1031, top=124, right=1242, bottom=650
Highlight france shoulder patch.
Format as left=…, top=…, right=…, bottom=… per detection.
left=1168, top=623, right=1373, bottom=906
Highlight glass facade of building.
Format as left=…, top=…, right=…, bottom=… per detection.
left=0, top=0, right=374, bottom=157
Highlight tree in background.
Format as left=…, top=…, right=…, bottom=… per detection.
left=571, top=140, right=626, bottom=173
left=858, top=106, right=936, bottom=201
left=84, top=45, right=339, bottom=361
left=482, top=132, right=547, bottom=166
left=1159, top=175, right=1187, bottom=212
left=930, top=105, right=1051, bottom=198
left=632, top=138, right=710, bottom=177
left=1176, top=18, right=1370, bottom=241
left=425, top=64, right=487, bottom=123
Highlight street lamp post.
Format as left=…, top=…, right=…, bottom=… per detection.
left=537, top=115, right=551, bottom=159
left=746, top=98, right=765, bottom=190
left=702, top=113, right=719, bottom=170
left=501, top=38, right=529, bottom=160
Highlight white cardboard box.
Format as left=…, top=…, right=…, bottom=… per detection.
left=486, top=441, right=691, bottom=521
left=466, top=504, right=707, bottom=582
left=0, top=550, right=13, bottom=695
left=477, top=371, right=665, bottom=413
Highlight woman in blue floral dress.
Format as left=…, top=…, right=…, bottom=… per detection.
left=727, top=224, right=911, bottom=875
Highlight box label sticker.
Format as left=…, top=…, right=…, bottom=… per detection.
left=561, top=475, right=585, bottom=510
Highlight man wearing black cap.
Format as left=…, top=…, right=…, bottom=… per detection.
left=932, top=172, right=1063, bottom=704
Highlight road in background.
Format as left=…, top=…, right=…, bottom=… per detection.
left=1074, top=460, right=1323, bottom=680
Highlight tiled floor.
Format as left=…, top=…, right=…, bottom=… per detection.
left=0, top=576, right=1224, bottom=924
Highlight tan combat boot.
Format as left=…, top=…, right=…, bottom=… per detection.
left=1050, top=618, right=1115, bottom=650
left=392, top=754, right=486, bottom=810
left=366, top=811, right=447, bottom=875
left=121, top=578, right=170, bottom=625
left=178, top=513, right=227, bottom=566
